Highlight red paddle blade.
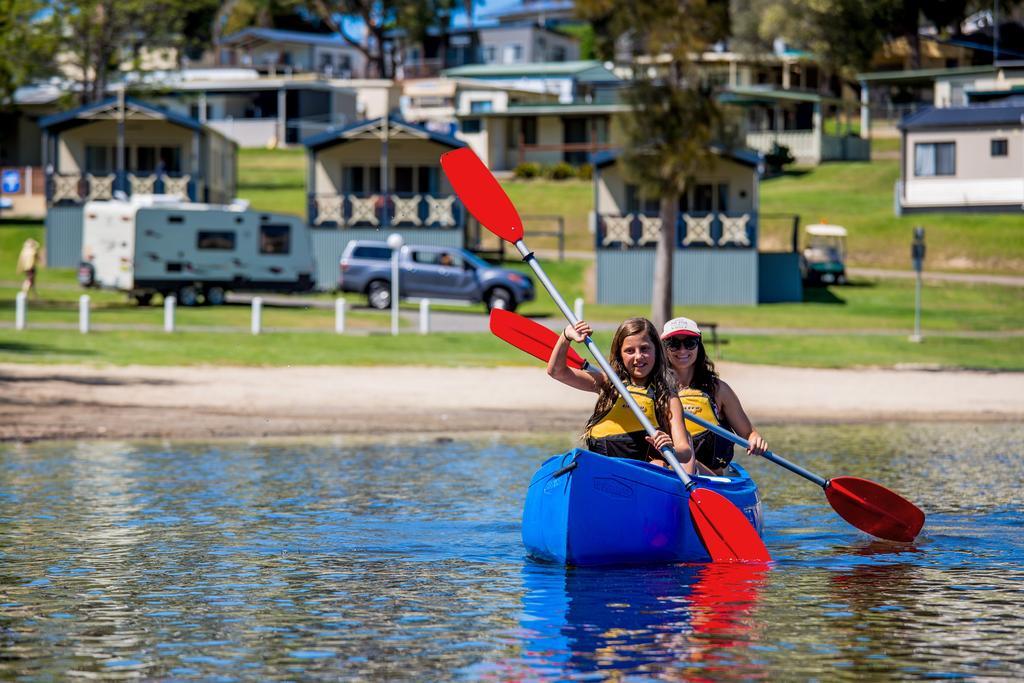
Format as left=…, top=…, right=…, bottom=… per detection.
left=689, top=488, right=771, bottom=563
left=440, top=148, right=524, bottom=243
left=489, top=309, right=587, bottom=369
left=825, top=476, right=925, bottom=542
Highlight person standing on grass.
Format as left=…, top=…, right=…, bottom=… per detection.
left=661, top=316, right=767, bottom=475
left=16, top=238, right=40, bottom=298
left=548, top=316, right=695, bottom=473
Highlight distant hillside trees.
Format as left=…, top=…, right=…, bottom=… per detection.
left=729, top=0, right=1024, bottom=73
left=0, top=0, right=59, bottom=109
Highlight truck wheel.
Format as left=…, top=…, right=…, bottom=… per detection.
left=178, top=286, right=199, bottom=307
left=367, top=280, right=391, bottom=309
left=132, top=293, right=153, bottom=306
left=486, top=287, right=515, bottom=312
left=205, top=287, right=226, bottom=306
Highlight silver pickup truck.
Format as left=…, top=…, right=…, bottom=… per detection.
left=338, top=240, right=535, bottom=312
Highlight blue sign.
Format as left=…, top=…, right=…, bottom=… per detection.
left=1, top=170, right=20, bottom=194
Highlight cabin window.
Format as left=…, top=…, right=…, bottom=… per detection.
left=395, top=166, right=415, bottom=194
left=259, top=224, right=291, bottom=255
left=136, top=146, right=157, bottom=172
left=914, top=142, right=955, bottom=176
left=159, top=146, right=182, bottom=174
left=483, top=46, right=496, bottom=63
left=991, top=138, right=1008, bottom=157
left=85, top=145, right=114, bottom=174
left=197, top=231, right=236, bottom=251
left=368, top=166, right=382, bottom=193
left=717, top=183, right=729, bottom=213
left=520, top=117, right=537, bottom=145
left=469, top=100, right=493, bottom=113
left=418, top=166, right=437, bottom=194
left=503, top=44, right=523, bottom=64
left=625, top=185, right=660, bottom=215
left=694, top=184, right=714, bottom=212
left=345, top=166, right=365, bottom=193
left=461, top=118, right=482, bottom=134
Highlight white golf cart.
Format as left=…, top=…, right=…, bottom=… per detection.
left=801, top=224, right=848, bottom=285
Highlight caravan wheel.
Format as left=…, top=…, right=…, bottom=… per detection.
left=178, top=286, right=199, bottom=307
left=205, top=287, right=226, bottom=306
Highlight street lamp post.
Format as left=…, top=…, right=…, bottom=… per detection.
left=387, top=232, right=403, bottom=336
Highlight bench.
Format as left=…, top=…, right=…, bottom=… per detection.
left=696, top=321, right=727, bottom=359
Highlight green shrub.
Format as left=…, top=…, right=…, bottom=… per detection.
left=575, top=163, right=593, bottom=180
left=543, top=162, right=576, bottom=180
left=513, top=162, right=542, bottom=179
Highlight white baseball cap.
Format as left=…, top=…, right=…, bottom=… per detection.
left=661, top=317, right=701, bottom=339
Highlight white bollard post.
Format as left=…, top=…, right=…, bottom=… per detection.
left=251, top=296, right=263, bottom=335
left=15, top=291, right=26, bottom=330
left=335, top=298, right=347, bottom=334
left=164, top=295, right=176, bottom=333
left=387, top=233, right=404, bottom=336
left=419, top=299, right=430, bottom=335
left=79, top=294, right=90, bottom=334
left=573, top=297, right=584, bottom=321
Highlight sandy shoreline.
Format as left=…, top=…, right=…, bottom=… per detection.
left=2, top=362, right=1022, bottom=443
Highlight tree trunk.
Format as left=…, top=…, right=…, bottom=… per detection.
left=650, top=193, right=678, bottom=328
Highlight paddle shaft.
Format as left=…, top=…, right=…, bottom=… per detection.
left=512, top=240, right=697, bottom=491
left=680, top=411, right=828, bottom=488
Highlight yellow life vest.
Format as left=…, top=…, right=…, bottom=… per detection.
left=679, top=388, right=721, bottom=437
left=587, top=383, right=658, bottom=439
left=586, top=383, right=661, bottom=461
left=679, top=387, right=736, bottom=471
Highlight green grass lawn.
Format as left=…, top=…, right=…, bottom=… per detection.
left=236, top=147, right=308, bottom=217
left=760, top=160, right=1024, bottom=274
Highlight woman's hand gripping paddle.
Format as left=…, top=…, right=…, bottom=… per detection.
left=444, top=148, right=770, bottom=563
left=490, top=309, right=925, bottom=543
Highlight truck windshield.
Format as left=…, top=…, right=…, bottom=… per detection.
left=460, top=250, right=494, bottom=270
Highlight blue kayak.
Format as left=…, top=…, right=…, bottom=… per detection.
left=522, top=449, right=764, bottom=566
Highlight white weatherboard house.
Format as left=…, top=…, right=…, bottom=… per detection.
left=896, top=103, right=1024, bottom=213
left=589, top=147, right=803, bottom=306
left=39, top=97, right=237, bottom=206
left=301, top=116, right=472, bottom=289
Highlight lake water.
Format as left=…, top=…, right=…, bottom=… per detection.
left=1, top=423, right=1022, bottom=680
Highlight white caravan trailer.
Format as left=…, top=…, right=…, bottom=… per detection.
left=79, top=195, right=316, bottom=305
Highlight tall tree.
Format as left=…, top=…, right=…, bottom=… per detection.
left=577, top=0, right=730, bottom=327
left=54, top=0, right=198, bottom=103
left=0, top=0, right=59, bottom=109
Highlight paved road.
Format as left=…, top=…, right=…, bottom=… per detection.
left=848, top=267, right=1024, bottom=287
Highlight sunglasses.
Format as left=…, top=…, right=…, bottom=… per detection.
left=665, top=336, right=700, bottom=351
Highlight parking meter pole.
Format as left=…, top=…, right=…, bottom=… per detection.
left=387, top=233, right=403, bottom=336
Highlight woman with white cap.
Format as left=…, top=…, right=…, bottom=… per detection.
left=661, top=316, right=768, bottom=474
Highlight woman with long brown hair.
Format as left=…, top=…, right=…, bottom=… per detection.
left=661, top=317, right=767, bottom=474
left=547, top=317, right=694, bottom=473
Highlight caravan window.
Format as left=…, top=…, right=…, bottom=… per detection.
left=197, top=231, right=236, bottom=250
left=260, top=224, right=291, bottom=255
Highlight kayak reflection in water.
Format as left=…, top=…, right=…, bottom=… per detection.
left=547, top=317, right=695, bottom=474
left=661, top=316, right=768, bottom=475
left=508, top=561, right=769, bottom=679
